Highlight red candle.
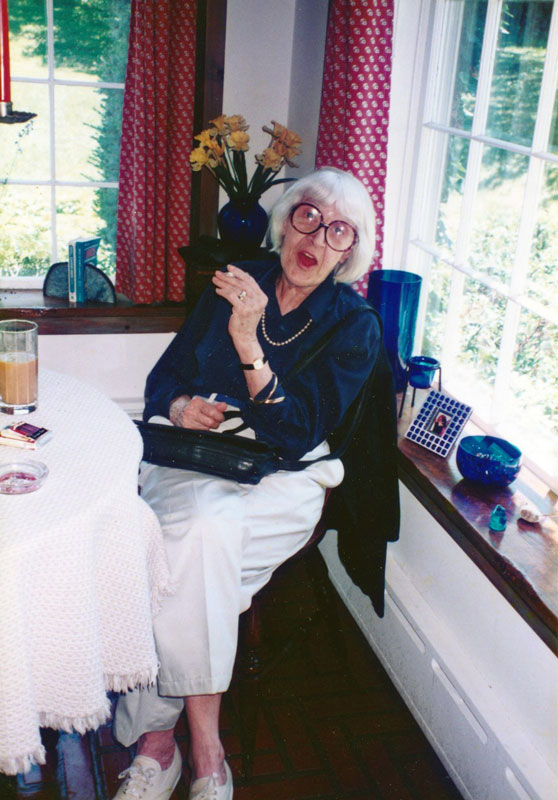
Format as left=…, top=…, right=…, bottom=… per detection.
left=0, top=0, right=11, bottom=104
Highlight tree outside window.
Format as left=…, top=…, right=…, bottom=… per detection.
left=408, top=0, right=558, bottom=484
left=0, top=0, right=130, bottom=282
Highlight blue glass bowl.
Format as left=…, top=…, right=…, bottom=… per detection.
left=407, top=355, right=441, bottom=389
left=456, top=435, right=522, bottom=487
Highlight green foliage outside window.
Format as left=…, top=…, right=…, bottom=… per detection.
left=423, top=1, right=558, bottom=475
left=0, top=0, right=129, bottom=280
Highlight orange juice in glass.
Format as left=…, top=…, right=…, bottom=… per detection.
left=0, top=320, right=38, bottom=414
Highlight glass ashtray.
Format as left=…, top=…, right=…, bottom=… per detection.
left=0, top=461, right=49, bottom=494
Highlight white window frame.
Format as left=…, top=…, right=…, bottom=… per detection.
left=0, top=0, right=124, bottom=290
left=389, top=0, right=558, bottom=489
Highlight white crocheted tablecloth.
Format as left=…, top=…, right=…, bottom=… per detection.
left=0, top=369, right=172, bottom=775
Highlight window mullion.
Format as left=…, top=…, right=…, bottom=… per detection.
left=491, top=4, right=558, bottom=422
left=531, top=0, right=558, bottom=153
left=46, top=0, right=57, bottom=264
left=490, top=300, right=518, bottom=424
left=442, top=0, right=502, bottom=381
left=423, top=122, right=558, bottom=163
left=425, top=0, right=464, bottom=123
left=411, top=0, right=461, bottom=352
left=470, top=0, right=503, bottom=135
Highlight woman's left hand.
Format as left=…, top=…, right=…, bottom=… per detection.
left=212, top=266, right=268, bottom=344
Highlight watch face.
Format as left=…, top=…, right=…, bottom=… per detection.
left=253, top=358, right=265, bottom=370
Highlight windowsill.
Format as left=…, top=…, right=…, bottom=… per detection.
left=0, top=290, right=192, bottom=334
left=397, top=395, right=558, bottom=654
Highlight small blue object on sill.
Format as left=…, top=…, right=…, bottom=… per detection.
left=489, top=504, right=507, bottom=531
left=456, top=435, right=522, bottom=487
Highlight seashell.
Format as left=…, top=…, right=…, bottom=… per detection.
left=518, top=501, right=543, bottom=523
left=518, top=501, right=558, bottom=524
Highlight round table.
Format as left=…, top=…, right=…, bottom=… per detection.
left=0, top=369, right=171, bottom=775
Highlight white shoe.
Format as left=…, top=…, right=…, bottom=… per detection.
left=188, top=761, right=233, bottom=800
left=113, top=743, right=182, bottom=799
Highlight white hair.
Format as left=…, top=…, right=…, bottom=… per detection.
left=267, top=167, right=376, bottom=284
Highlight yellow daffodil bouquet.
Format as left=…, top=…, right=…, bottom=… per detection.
left=189, top=115, right=302, bottom=202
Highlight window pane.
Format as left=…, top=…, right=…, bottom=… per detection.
left=53, top=0, right=130, bottom=82
left=9, top=0, right=48, bottom=80
left=486, top=1, right=552, bottom=147
left=55, top=86, right=123, bottom=183
left=0, top=186, right=51, bottom=278
left=56, top=187, right=117, bottom=279
left=0, top=86, right=49, bottom=181
left=435, top=135, right=470, bottom=259
left=422, top=256, right=451, bottom=359
left=504, top=311, right=558, bottom=478
left=468, top=145, right=529, bottom=285
left=527, top=163, right=558, bottom=316
left=452, top=278, right=506, bottom=418
left=2, top=1, right=128, bottom=282
left=448, top=1, right=487, bottom=132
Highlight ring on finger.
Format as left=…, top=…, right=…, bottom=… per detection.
left=238, top=289, right=247, bottom=301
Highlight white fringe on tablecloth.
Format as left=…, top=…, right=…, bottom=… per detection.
left=0, top=745, right=46, bottom=777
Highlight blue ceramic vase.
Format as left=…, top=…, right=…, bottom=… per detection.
left=217, top=200, right=268, bottom=249
left=367, top=270, right=422, bottom=391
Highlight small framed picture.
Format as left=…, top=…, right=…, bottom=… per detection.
left=405, top=390, right=473, bottom=458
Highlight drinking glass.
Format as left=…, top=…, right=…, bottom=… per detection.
left=0, top=320, right=39, bottom=414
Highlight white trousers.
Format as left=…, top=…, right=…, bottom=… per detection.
left=113, top=436, right=343, bottom=747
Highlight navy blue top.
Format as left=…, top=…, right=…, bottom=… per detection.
left=144, top=258, right=381, bottom=460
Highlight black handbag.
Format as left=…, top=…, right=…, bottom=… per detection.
left=134, top=307, right=379, bottom=484
left=134, top=422, right=281, bottom=484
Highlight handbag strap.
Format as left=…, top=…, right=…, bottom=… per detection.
left=277, top=306, right=382, bottom=471
left=283, top=306, right=375, bottom=383
left=227, top=305, right=381, bottom=468
left=224, top=308, right=375, bottom=436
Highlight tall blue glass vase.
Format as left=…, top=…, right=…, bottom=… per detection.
left=217, top=200, right=268, bottom=249
left=367, top=269, right=422, bottom=391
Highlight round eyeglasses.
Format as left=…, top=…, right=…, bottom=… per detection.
left=289, top=203, right=358, bottom=252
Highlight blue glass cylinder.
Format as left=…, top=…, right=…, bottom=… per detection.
left=217, top=200, right=268, bottom=249
left=367, top=270, right=422, bottom=391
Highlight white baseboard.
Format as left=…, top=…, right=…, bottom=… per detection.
left=114, top=397, right=144, bottom=419
left=319, top=530, right=558, bottom=800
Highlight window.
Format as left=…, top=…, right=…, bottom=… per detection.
left=0, top=0, right=130, bottom=288
left=405, top=0, right=558, bottom=486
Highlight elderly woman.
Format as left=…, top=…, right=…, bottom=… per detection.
left=112, top=167, right=381, bottom=800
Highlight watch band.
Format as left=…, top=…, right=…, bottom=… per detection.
left=240, top=355, right=268, bottom=371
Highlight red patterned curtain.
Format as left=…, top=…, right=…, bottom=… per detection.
left=315, top=0, right=394, bottom=297
left=115, top=0, right=197, bottom=303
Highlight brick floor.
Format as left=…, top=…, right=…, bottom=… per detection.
left=1, top=550, right=463, bottom=799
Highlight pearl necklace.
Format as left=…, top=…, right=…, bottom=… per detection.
left=259, top=309, right=312, bottom=346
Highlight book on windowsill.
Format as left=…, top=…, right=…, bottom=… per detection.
left=68, top=236, right=101, bottom=304
left=0, top=422, right=52, bottom=449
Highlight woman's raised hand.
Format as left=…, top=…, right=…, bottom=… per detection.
left=169, top=395, right=227, bottom=429
left=212, top=266, right=268, bottom=344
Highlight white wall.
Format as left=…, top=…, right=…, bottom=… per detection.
left=286, top=0, right=329, bottom=177
left=220, top=0, right=296, bottom=213
left=220, top=0, right=329, bottom=208
left=38, top=333, right=173, bottom=415
left=320, top=486, right=558, bottom=800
